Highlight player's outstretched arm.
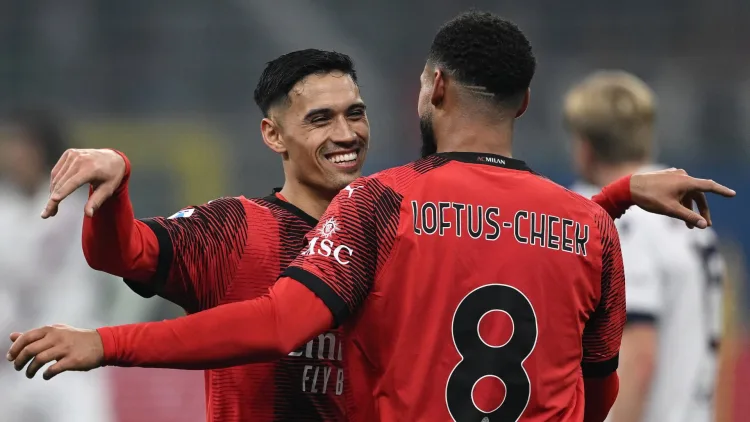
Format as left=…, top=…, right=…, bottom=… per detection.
left=593, top=168, right=735, bottom=227
left=6, top=177, right=391, bottom=378
left=73, top=150, right=161, bottom=282
left=41, top=148, right=158, bottom=281
left=59, top=149, right=246, bottom=311
left=5, top=277, right=333, bottom=378
left=630, top=168, right=735, bottom=228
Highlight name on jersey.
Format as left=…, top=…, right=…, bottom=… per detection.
left=411, top=201, right=590, bottom=256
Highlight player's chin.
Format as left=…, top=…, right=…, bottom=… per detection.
left=321, top=166, right=363, bottom=193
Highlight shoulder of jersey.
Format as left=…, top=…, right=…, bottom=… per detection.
left=361, top=155, right=454, bottom=193
left=532, top=175, right=609, bottom=217
left=166, top=196, right=250, bottom=221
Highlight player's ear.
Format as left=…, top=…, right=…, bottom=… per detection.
left=260, top=117, right=287, bottom=154
left=430, top=68, right=446, bottom=107
left=515, top=88, right=531, bottom=118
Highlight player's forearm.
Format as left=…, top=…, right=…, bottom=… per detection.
left=609, top=342, right=655, bottom=422
left=592, top=175, right=633, bottom=220
left=82, top=158, right=158, bottom=281
left=583, top=372, right=619, bottom=422
left=97, top=277, right=333, bottom=369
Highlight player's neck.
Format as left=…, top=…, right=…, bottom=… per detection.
left=434, top=116, right=514, bottom=157
left=278, top=181, right=333, bottom=220
left=591, top=161, right=647, bottom=187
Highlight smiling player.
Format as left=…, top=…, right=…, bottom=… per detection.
left=24, top=49, right=368, bottom=422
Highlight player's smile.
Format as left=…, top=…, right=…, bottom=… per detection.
left=323, top=146, right=364, bottom=171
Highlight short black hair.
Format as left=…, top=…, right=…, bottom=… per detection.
left=6, top=108, right=67, bottom=169
left=428, top=11, right=536, bottom=108
left=254, top=49, right=358, bottom=117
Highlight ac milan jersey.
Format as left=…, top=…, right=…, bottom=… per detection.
left=284, top=153, right=626, bottom=422
left=127, top=190, right=346, bottom=422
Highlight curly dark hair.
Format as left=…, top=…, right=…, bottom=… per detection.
left=428, top=11, right=536, bottom=108
left=254, top=49, right=358, bottom=117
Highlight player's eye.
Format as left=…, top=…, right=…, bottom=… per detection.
left=310, top=116, right=330, bottom=125
left=348, top=108, right=365, bottom=119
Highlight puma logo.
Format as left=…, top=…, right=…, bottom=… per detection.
left=343, top=185, right=364, bottom=198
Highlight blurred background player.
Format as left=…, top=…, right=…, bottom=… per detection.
left=22, top=49, right=368, bottom=422
left=0, top=109, right=116, bottom=422
left=565, top=71, right=726, bottom=422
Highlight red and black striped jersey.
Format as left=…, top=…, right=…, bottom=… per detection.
left=115, top=190, right=347, bottom=422
left=284, top=152, right=626, bottom=421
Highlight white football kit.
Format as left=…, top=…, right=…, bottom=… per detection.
left=572, top=166, right=724, bottom=422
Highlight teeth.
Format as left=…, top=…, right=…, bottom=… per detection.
left=328, top=152, right=358, bottom=164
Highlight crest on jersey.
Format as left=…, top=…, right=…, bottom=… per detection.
left=168, top=208, right=195, bottom=219
left=318, top=217, right=339, bottom=239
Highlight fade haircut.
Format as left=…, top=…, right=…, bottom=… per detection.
left=254, top=49, right=358, bottom=117
left=427, top=11, right=536, bottom=109
left=564, top=70, right=656, bottom=164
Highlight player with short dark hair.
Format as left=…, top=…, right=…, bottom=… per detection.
left=419, top=11, right=535, bottom=157
left=254, top=49, right=358, bottom=116
left=20, top=49, right=368, bottom=422
left=8, top=13, right=736, bottom=422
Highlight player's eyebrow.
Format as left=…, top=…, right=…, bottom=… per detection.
left=303, top=101, right=366, bottom=121
left=347, top=101, right=367, bottom=112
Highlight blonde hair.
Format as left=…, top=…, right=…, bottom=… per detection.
left=563, top=70, right=656, bottom=163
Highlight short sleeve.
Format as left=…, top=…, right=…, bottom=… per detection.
left=282, top=177, right=402, bottom=325
left=616, top=217, right=663, bottom=323
left=581, top=208, right=627, bottom=377
left=126, top=197, right=248, bottom=312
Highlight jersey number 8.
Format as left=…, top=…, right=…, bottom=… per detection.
left=446, top=284, right=538, bottom=422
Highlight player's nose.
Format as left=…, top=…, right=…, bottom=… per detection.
left=329, top=117, right=359, bottom=145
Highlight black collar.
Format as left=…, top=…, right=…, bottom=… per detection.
left=434, top=152, right=532, bottom=172
left=263, top=188, right=319, bottom=226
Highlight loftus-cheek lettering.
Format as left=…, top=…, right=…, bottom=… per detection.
left=412, top=201, right=500, bottom=241
left=302, top=237, right=354, bottom=265
left=513, top=210, right=589, bottom=256
left=411, top=201, right=590, bottom=255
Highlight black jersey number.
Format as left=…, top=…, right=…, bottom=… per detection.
left=446, top=284, right=538, bottom=422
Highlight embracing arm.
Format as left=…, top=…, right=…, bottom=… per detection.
left=97, top=277, right=332, bottom=369
left=594, top=169, right=736, bottom=227
left=591, top=175, right=633, bottom=220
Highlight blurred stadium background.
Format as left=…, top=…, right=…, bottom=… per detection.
left=0, top=0, right=747, bottom=421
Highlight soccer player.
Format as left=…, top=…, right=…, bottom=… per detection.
left=565, top=70, right=726, bottom=422
left=8, top=13, right=736, bottom=422
left=25, top=49, right=370, bottom=422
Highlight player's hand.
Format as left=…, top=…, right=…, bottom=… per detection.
left=43, top=148, right=127, bottom=219
left=6, top=324, right=104, bottom=380
left=630, top=168, right=736, bottom=229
